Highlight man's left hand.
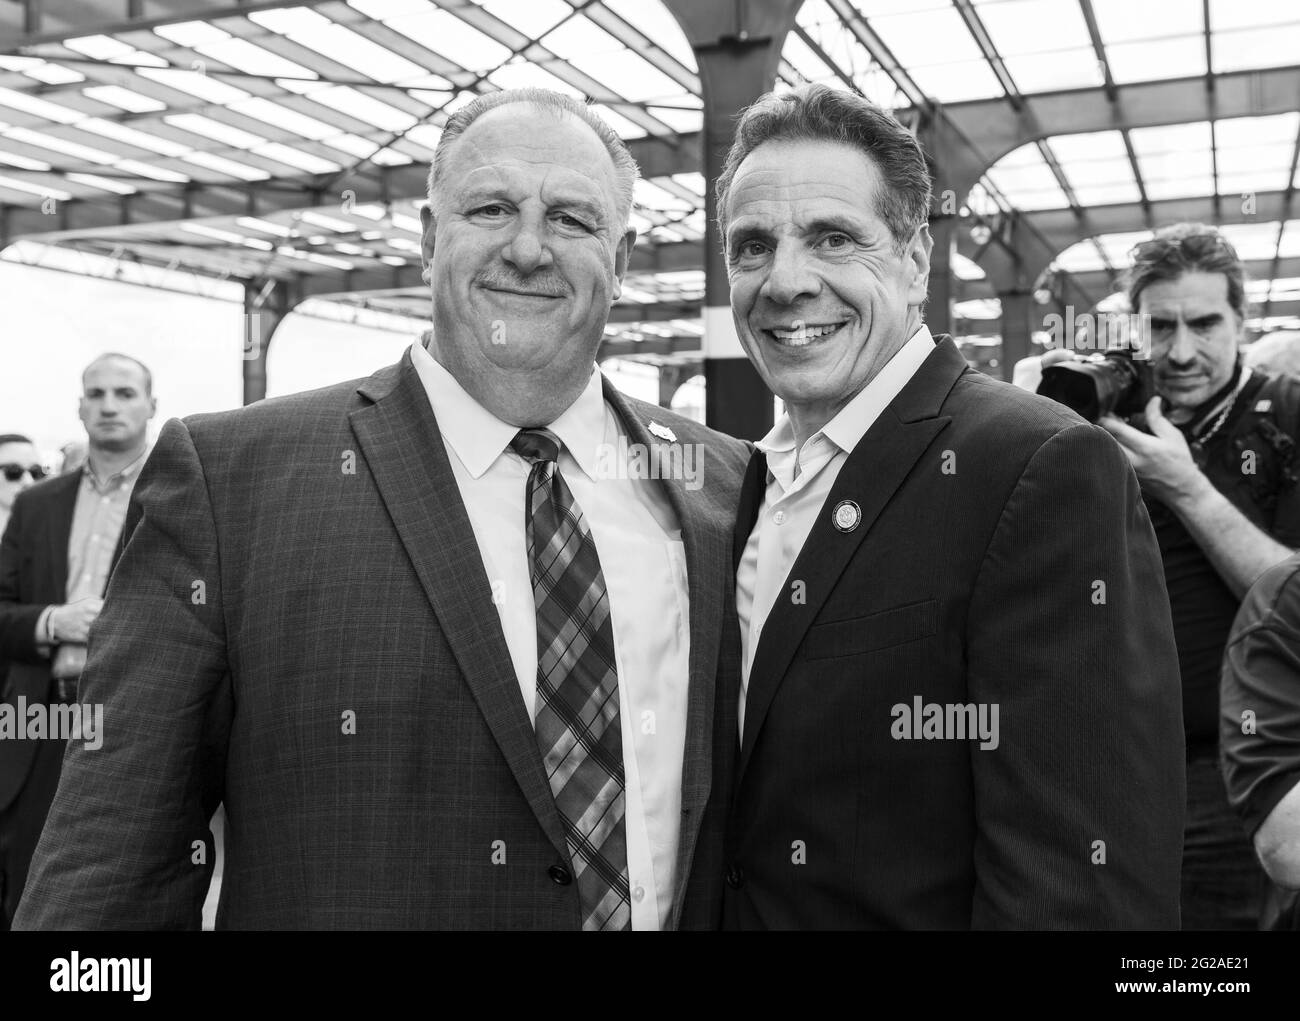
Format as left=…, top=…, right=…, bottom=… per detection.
left=1099, top=396, right=1206, bottom=505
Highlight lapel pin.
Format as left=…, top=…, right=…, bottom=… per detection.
left=648, top=421, right=677, bottom=442
left=832, top=499, right=861, bottom=532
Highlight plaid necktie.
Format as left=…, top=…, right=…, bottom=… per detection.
left=511, top=428, right=631, bottom=931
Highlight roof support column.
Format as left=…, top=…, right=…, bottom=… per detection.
left=996, top=287, right=1035, bottom=382
left=662, top=0, right=803, bottom=439
left=242, top=278, right=298, bottom=406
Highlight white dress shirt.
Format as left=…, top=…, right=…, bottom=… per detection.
left=410, top=341, right=690, bottom=930
left=736, top=325, right=938, bottom=739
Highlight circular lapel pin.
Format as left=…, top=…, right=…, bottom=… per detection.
left=832, top=499, right=861, bottom=533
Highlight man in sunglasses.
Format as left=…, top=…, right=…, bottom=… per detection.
left=0, top=434, right=44, bottom=538
left=0, top=353, right=155, bottom=928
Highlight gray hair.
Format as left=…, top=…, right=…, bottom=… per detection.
left=426, top=88, right=639, bottom=228
left=716, top=83, right=932, bottom=255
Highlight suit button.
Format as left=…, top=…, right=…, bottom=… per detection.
left=725, top=863, right=745, bottom=889
left=548, top=864, right=572, bottom=886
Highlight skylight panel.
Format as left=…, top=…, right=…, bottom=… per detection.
left=23, top=62, right=84, bottom=85
left=116, top=158, right=188, bottom=182
left=564, top=48, right=686, bottom=102
left=370, top=147, right=413, bottom=166
left=1278, top=222, right=1300, bottom=258
left=81, top=85, right=166, bottom=113
left=870, top=7, right=987, bottom=66
left=253, top=143, right=341, bottom=174
left=1214, top=25, right=1300, bottom=74
left=301, top=211, right=357, bottom=232
left=783, top=34, right=837, bottom=83
left=1105, top=37, right=1206, bottom=83
left=1070, top=181, right=1142, bottom=206
left=79, top=118, right=191, bottom=156
left=153, top=21, right=231, bottom=47
left=643, top=105, right=703, bottom=134
left=136, top=67, right=251, bottom=105
left=1216, top=112, right=1300, bottom=147
left=1218, top=222, right=1283, bottom=260
left=952, top=252, right=986, bottom=280
left=587, top=104, right=648, bottom=140
left=478, top=0, right=572, bottom=40
left=195, top=38, right=320, bottom=81
left=249, top=10, right=429, bottom=83
left=64, top=35, right=135, bottom=60
left=228, top=97, right=338, bottom=140
left=488, top=61, right=586, bottom=98
left=165, top=114, right=267, bottom=150
left=347, top=0, right=434, bottom=20
left=1046, top=130, right=1130, bottom=162
left=386, top=9, right=513, bottom=71
left=0, top=152, right=49, bottom=170
left=601, top=0, right=697, bottom=70
left=3, top=127, right=117, bottom=165
left=322, top=133, right=382, bottom=159
left=976, top=0, right=1091, bottom=56
left=181, top=151, right=271, bottom=181
left=1001, top=50, right=1105, bottom=93
left=1207, top=0, right=1299, bottom=31
left=308, top=86, right=418, bottom=131
left=238, top=216, right=294, bottom=237
left=1215, top=143, right=1294, bottom=178
left=908, top=62, right=1005, bottom=103
left=181, top=223, right=246, bottom=244
left=0, top=174, right=70, bottom=200
left=0, top=87, right=83, bottom=124
left=1089, top=0, right=1203, bottom=43
left=1218, top=169, right=1289, bottom=195
left=1053, top=243, right=1108, bottom=272
left=66, top=172, right=135, bottom=194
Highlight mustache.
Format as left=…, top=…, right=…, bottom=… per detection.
left=475, top=268, right=569, bottom=297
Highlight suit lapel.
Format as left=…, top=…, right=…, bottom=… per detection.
left=733, top=452, right=766, bottom=573
left=737, top=337, right=968, bottom=780
left=348, top=352, right=568, bottom=859
left=600, top=380, right=730, bottom=928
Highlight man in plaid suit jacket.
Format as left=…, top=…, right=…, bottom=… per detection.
left=15, top=89, right=748, bottom=930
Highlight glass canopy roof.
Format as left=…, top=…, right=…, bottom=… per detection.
left=3, top=0, right=1299, bottom=357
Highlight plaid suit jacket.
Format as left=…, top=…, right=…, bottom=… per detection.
left=14, top=349, right=749, bottom=930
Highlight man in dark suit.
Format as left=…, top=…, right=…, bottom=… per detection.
left=716, top=84, right=1185, bottom=929
left=0, top=355, right=155, bottom=927
left=15, top=88, right=748, bottom=930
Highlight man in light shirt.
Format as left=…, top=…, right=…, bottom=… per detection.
left=718, top=84, right=1184, bottom=929
left=0, top=354, right=154, bottom=927
left=16, top=89, right=748, bottom=931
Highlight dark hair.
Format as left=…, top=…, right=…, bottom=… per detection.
left=428, top=88, right=638, bottom=226
left=1127, top=223, right=1248, bottom=321
left=84, top=352, right=153, bottom=396
left=0, top=433, right=33, bottom=446
left=715, top=83, right=932, bottom=254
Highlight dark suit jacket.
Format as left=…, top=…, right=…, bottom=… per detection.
left=14, top=350, right=749, bottom=930
left=0, top=469, right=127, bottom=812
left=723, top=335, right=1185, bottom=929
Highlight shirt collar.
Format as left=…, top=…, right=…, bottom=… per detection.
left=755, top=323, right=937, bottom=465
left=409, top=340, right=606, bottom=480
left=83, top=444, right=151, bottom=491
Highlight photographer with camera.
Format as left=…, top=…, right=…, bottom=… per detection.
left=1040, top=222, right=1300, bottom=929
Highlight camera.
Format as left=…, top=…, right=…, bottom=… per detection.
left=1037, top=349, right=1155, bottom=423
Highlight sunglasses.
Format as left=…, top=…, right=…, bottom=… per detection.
left=0, top=463, right=46, bottom=483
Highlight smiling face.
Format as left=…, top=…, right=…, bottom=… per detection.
left=420, top=103, right=635, bottom=425
left=724, top=139, right=931, bottom=435
left=1138, top=270, right=1242, bottom=416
